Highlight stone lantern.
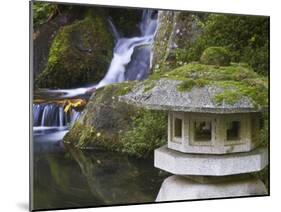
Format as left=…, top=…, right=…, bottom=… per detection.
left=120, top=78, right=268, bottom=201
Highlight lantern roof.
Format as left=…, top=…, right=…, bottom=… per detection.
left=119, top=79, right=266, bottom=113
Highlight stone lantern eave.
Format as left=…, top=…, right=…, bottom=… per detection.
left=119, top=79, right=266, bottom=114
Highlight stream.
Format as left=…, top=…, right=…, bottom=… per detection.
left=32, top=9, right=168, bottom=210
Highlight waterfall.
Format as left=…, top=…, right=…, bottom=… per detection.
left=33, top=9, right=158, bottom=128
left=38, top=9, right=158, bottom=98
left=96, top=9, right=158, bottom=89
left=33, top=104, right=81, bottom=127
left=108, top=17, right=120, bottom=41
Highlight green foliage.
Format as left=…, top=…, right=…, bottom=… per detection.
left=120, top=110, right=167, bottom=158
left=33, top=2, right=57, bottom=29
left=200, top=46, right=231, bottom=66
left=174, top=14, right=269, bottom=75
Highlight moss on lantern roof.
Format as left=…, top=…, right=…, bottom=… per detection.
left=119, top=62, right=268, bottom=113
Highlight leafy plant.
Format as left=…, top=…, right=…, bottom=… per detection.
left=33, top=2, right=58, bottom=29
left=175, top=14, right=269, bottom=75
left=121, top=110, right=167, bottom=158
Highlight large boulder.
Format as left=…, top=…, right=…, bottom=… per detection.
left=35, top=11, right=114, bottom=88
left=64, top=82, right=167, bottom=158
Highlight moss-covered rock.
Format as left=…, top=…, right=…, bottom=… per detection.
left=33, top=3, right=88, bottom=77
left=35, top=12, right=114, bottom=88
left=151, top=11, right=175, bottom=70
left=200, top=47, right=231, bottom=66
left=152, top=11, right=203, bottom=71
left=64, top=82, right=167, bottom=157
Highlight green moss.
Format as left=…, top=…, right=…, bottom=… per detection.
left=152, top=62, right=258, bottom=81
left=200, top=47, right=231, bottom=66
left=64, top=122, right=121, bottom=150
left=35, top=12, right=113, bottom=88
left=214, top=78, right=268, bottom=107
left=148, top=62, right=268, bottom=107
left=93, top=82, right=135, bottom=104
left=143, top=81, right=156, bottom=93
left=213, top=89, right=242, bottom=105
left=177, top=78, right=208, bottom=92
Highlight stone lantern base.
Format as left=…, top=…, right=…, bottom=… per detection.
left=156, top=175, right=268, bottom=202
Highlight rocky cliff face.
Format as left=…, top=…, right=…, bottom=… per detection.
left=152, top=11, right=203, bottom=71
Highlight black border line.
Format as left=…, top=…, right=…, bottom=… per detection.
left=29, top=0, right=270, bottom=211
left=267, top=15, right=270, bottom=197
left=29, top=1, right=33, bottom=211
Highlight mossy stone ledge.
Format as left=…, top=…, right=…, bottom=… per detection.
left=120, top=62, right=268, bottom=112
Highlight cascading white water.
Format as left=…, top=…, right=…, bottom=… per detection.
left=46, top=9, right=158, bottom=97
left=96, top=9, right=157, bottom=89
left=33, top=104, right=81, bottom=127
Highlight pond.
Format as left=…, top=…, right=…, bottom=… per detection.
left=32, top=127, right=168, bottom=210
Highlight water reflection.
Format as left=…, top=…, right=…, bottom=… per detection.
left=32, top=127, right=168, bottom=210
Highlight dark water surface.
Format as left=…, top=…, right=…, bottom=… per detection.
left=32, top=127, right=167, bottom=210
